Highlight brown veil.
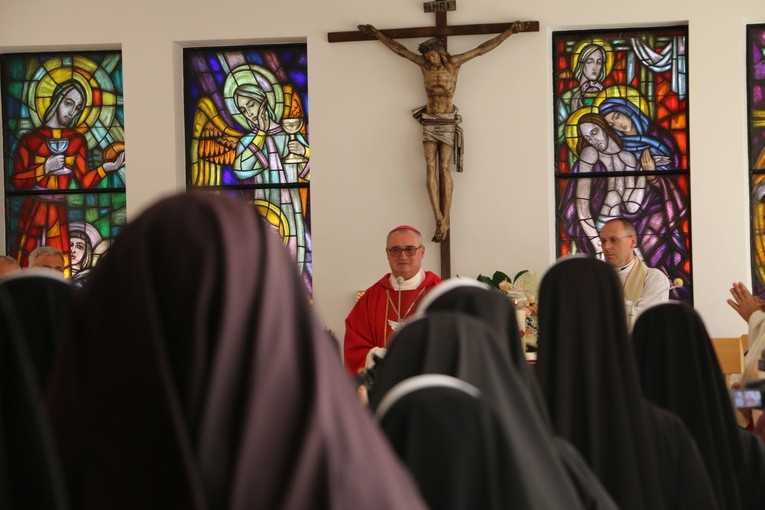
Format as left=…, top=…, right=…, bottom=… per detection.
left=46, top=191, right=426, bottom=510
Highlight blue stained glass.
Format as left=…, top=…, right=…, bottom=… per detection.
left=222, top=169, right=238, bottom=186
left=183, top=44, right=312, bottom=295
left=553, top=26, right=692, bottom=303
left=289, top=70, right=308, bottom=88
left=112, top=69, right=123, bottom=90
left=243, top=51, right=265, bottom=66
left=2, top=50, right=126, bottom=281
left=208, top=56, right=222, bottom=72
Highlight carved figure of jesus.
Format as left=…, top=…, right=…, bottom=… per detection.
left=358, top=21, right=528, bottom=242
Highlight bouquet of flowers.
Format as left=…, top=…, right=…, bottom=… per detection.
left=477, top=270, right=539, bottom=352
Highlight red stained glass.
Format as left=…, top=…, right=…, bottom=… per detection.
left=553, top=26, right=692, bottom=303
left=2, top=51, right=126, bottom=282
left=183, top=44, right=312, bottom=295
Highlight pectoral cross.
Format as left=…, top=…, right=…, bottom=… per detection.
left=329, top=2, right=538, bottom=278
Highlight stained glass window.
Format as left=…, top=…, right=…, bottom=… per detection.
left=2, top=51, right=126, bottom=287
left=553, top=27, right=692, bottom=302
left=747, top=25, right=765, bottom=296
left=183, top=45, right=311, bottom=294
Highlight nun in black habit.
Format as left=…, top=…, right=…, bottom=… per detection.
left=633, top=302, right=765, bottom=510
left=369, top=310, right=590, bottom=509
left=0, top=268, right=73, bottom=387
left=415, top=278, right=535, bottom=389
left=414, top=277, right=618, bottom=509
left=0, top=271, right=71, bottom=509
left=536, top=256, right=718, bottom=510
left=45, top=191, right=428, bottom=510
left=374, top=373, right=528, bottom=510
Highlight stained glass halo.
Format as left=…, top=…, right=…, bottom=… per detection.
left=26, top=56, right=116, bottom=137
left=564, top=106, right=598, bottom=156
left=253, top=199, right=290, bottom=245
left=564, top=86, right=652, bottom=155
left=224, top=64, right=285, bottom=131
left=569, top=37, right=615, bottom=78
left=593, top=85, right=651, bottom=116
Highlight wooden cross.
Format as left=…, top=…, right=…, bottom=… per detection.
left=328, top=3, right=538, bottom=45
left=329, top=3, right=539, bottom=278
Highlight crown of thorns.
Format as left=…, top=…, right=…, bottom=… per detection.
left=418, top=38, right=444, bottom=54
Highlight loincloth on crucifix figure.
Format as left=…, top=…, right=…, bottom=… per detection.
left=412, top=105, right=464, bottom=171
left=412, top=105, right=463, bottom=242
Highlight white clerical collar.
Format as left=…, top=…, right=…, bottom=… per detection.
left=389, top=270, right=424, bottom=290
left=616, top=258, right=636, bottom=284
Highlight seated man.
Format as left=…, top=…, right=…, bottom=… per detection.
left=599, top=217, right=670, bottom=327
left=344, top=225, right=442, bottom=375
left=28, top=246, right=65, bottom=274
left=728, top=282, right=765, bottom=385
left=726, top=281, right=765, bottom=439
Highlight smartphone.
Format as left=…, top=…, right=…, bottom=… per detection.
left=731, top=389, right=763, bottom=409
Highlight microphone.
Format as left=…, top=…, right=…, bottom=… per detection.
left=628, top=278, right=683, bottom=329
left=632, top=278, right=683, bottom=307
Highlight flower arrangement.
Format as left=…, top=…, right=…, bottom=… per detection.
left=477, top=270, right=539, bottom=352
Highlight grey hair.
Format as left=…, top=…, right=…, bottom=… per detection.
left=29, top=245, right=65, bottom=265
left=386, top=227, right=423, bottom=246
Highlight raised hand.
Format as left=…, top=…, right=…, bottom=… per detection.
left=727, top=281, right=765, bottom=322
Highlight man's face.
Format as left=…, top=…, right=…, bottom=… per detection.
left=425, top=49, right=441, bottom=66
left=56, top=89, right=84, bottom=127
left=30, top=254, right=65, bottom=273
left=579, top=121, right=610, bottom=152
left=386, top=230, right=424, bottom=280
left=599, top=222, right=636, bottom=268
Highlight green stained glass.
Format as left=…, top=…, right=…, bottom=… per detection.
left=552, top=26, right=693, bottom=303
left=183, top=44, right=312, bottom=295
left=2, top=50, right=125, bottom=284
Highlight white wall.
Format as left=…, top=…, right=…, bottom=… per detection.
left=1, top=0, right=762, bottom=339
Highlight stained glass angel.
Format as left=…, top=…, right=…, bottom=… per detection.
left=188, top=63, right=310, bottom=277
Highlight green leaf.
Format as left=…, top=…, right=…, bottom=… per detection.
left=477, top=274, right=495, bottom=288
left=513, top=269, right=529, bottom=283
left=492, top=270, right=511, bottom=286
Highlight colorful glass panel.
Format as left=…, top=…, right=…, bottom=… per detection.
left=747, top=25, right=765, bottom=295
left=553, top=27, right=692, bottom=302
left=1, top=51, right=126, bottom=284
left=183, top=45, right=311, bottom=294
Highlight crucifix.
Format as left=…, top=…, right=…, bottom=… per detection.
left=328, top=2, right=538, bottom=278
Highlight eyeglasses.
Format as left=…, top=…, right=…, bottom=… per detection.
left=386, top=245, right=422, bottom=257
left=599, top=234, right=635, bottom=245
